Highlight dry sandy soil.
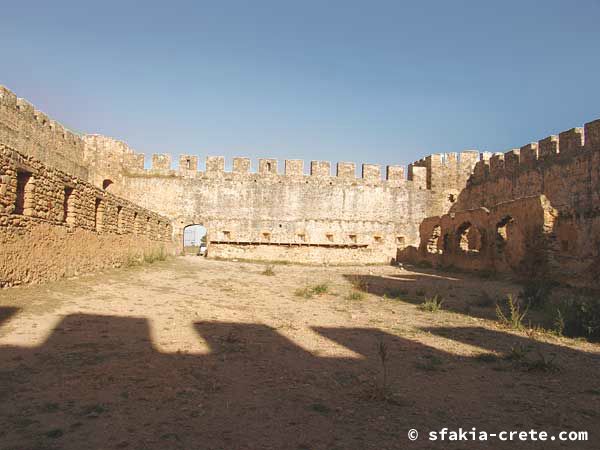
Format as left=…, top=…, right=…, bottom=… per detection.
left=0, top=257, right=598, bottom=450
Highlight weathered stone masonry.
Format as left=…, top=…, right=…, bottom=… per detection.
left=0, top=86, right=173, bottom=287
left=82, top=135, right=479, bottom=264
left=406, top=120, right=600, bottom=288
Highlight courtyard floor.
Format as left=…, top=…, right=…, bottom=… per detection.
left=0, top=257, right=598, bottom=449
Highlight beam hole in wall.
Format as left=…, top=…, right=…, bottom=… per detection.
left=297, top=233, right=306, bottom=242
left=222, top=230, right=231, bottom=240
left=373, top=235, right=382, bottom=244
left=63, top=186, right=74, bottom=224
left=457, top=222, right=482, bottom=253
left=14, top=170, right=33, bottom=215
left=262, top=231, right=271, bottom=242
left=396, top=236, right=405, bottom=248
left=326, top=233, right=334, bottom=242
left=349, top=234, right=357, bottom=243
left=427, top=225, right=442, bottom=254
left=183, top=224, right=207, bottom=255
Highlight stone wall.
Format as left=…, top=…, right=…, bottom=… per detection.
left=0, top=144, right=173, bottom=287
left=0, top=86, right=89, bottom=180
left=85, top=143, right=479, bottom=264
left=405, top=119, right=600, bottom=288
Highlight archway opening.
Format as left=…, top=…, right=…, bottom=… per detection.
left=102, top=179, right=114, bottom=191
left=456, top=222, right=482, bottom=253
left=496, top=215, right=514, bottom=252
left=183, top=224, right=207, bottom=256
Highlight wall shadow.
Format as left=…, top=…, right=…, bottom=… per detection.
left=0, top=313, right=598, bottom=449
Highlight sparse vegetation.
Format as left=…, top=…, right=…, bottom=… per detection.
left=415, top=354, right=444, bottom=371
left=294, top=283, right=330, bottom=299
left=419, top=294, right=444, bottom=312
left=143, top=246, right=168, bottom=264
left=347, top=275, right=368, bottom=292
left=261, top=265, right=275, bottom=276
left=520, top=279, right=552, bottom=309
left=496, top=294, right=528, bottom=330
left=375, top=341, right=390, bottom=398
left=346, top=290, right=365, bottom=301
left=554, top=296, right=600, bottom=341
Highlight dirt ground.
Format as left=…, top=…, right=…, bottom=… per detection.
left=0, top=257, right=598, bottom=450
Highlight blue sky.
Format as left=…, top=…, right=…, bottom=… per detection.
left=1, top=0, right=599, bottom=172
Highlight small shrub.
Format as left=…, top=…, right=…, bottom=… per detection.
left=294, top=283, right=329, bottom=299
left=312, top=283, right=329, bottom=295
left=520, top=279, right=552, bottom=309
left=419, top=294, right=444, bottom=312
left=504, top=343, right=530, bottom=361
left=474, top=291, right=496, bottom=308
left=376, top=341, right=390, bottom=398
left=294, top=287, right=313, bottom=299
left=346, top=290, right=365, bottom=301
left=524, top=349, right=559, bottom=372
left=555, top=296, right=600, bottom=341
left=262, top=265, right=275, bottom=276
left=496, top=294, right=528, bottom=330
left=348, top=275, right=368, bottom=292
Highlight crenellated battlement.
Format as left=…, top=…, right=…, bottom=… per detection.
left=468, top=119, right=600, bottom=185
left=0, top=85, right=89, bottom=179
left=130, top=153, right=426, bottom=183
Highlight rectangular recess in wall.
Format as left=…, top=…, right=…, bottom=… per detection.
left=94, top=197, right=103, bottom=231
left=14, top=170, right=32, bottom=215
left=117, top=205, right=124, bottom=232
left=63, top=186, right=74, bottom=223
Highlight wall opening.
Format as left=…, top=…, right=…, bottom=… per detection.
left=63, top=187, right=74, bottom=223
left=102, top=179, right=113, bottom=191
left=117, top=206, right=124, bottom=232
left=266, top=162, right=272, bottom=172
left=183, top=224, right=207, bottom=255
left=396, top=236, right=406, bottom=248
left=133, top=212, right=139, bottom=234
left=262, top=231, right=272, bottom=242
left=457, top=222, right=482, bottom=253
left=14, top=170, right=33, bottom=215
left=496, top=215, right=514, bottom=252
left=94, top=198, right=103, bottom=231
left=426, top=225, right=442, bottom=254
left=349, top=234, right=357, bottom=243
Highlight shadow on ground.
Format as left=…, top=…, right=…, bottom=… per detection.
left=0, top=307, right=598, bottom=449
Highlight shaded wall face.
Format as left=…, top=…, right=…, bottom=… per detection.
left=0, top=145, right=174, bottom=287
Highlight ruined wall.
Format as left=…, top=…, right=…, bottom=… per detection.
left=85, top=146, right=479, bottom=264
left=0, top=144, right=173, bottom=287
left=407, top=119, right=600, bottom=287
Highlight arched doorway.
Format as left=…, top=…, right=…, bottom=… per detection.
left=183, top=224, right=207, bottom=256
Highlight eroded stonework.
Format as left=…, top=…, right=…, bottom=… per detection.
left=2, top=83, right=599, bottom=287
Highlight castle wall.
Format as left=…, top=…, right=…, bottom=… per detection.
left=405, top=119, right=600, bottom=288
left=0, top=144, right=174, bottom=287
left=0, top=86, right=89, bottom=180
left=91, top=148, right=477, bottom=264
